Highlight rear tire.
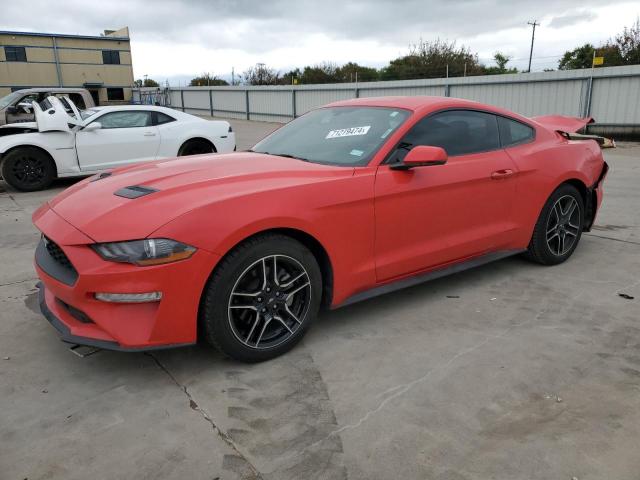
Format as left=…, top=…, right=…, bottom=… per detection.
left=200, top=234, right=322, bottom=362
left=1, top=147, right=56, bottom=192
left=526, top=183, right=584, bottom=265
left=178, top=139, right=215, bottom=156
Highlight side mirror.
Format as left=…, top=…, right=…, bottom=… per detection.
left=390, top=145, right=448, bottom=170
left=83, top=122, right=102, bottom=132
left=5, top=106, right=17, bottom=114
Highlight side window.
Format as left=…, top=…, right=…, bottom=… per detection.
left=156, top=112, right=176, bottom=125
left=498, top=117, right=534, bottom=147
left=392, top=110, right=500, bottom=161
left=96, top=111, right=152, bottom=129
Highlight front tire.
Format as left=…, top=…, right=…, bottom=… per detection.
left=526, top=183, right=584, bottom=265
left=200, top=234, right=322, bottom=362
left=1, top=147, right=56, bottom=191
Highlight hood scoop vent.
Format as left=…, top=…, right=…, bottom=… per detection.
left=114, top=185, right=159, bottom=199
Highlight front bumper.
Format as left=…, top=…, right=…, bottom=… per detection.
left=33, top=204, right=221, bottom=351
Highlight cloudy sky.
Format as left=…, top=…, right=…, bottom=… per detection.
left=1, top=0, right=638, bottom=85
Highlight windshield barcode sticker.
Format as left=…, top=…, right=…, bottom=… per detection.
left=326, top=126, right=371, bottom=139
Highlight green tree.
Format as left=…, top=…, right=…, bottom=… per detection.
left=134, top=78, right=160, bottom=87
left=336, top=62, right=379, bottom=82
left=558, top=43, right=623, bottom=70
left=242, top=64, right=281, bottom=85
left=380, top=39, right=483, bottom=80
left=300, top=62, right=341, bottom=84
left=281, top=68, right=302, bottom=85
left=189, top=73, right=229, bottom=86
left=483, top=52, right=518, bottom=74
left=613, top=17, right=640, bottom=65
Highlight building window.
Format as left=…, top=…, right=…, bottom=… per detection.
left=107, top=88, right=125, bottom=101
left=5, top=46, right=27, bottom=62
left=102, top=50, right=121, bottom=65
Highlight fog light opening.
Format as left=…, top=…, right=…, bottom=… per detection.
left=94, top=292, right=162, bottom=303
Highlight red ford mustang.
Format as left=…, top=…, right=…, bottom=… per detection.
left=33, top=96, right=609, bottom=362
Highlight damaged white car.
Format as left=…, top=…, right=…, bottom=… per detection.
left=0, top=96, right=236, bottom=191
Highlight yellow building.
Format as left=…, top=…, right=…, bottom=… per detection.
left=0, top=27, right=134, bottom=105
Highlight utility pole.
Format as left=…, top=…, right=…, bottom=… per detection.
left=527, top=20, right=540, bottom=73
left=232, top=67, right=235, bottom=86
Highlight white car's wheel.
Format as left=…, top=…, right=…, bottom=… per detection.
left=1, top=147, right=56, bottom=191
left=178, top=139, right=215, bottom=156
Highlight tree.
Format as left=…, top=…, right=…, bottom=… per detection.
left=189, top=73, right=229, bottom=86
left=336, top=62, right=379, bottom=82
left=380, top=38, right=484, bottom=80
left=300, top=62, right=341, bottom=84
left=281, top=68, right=302, bottom=85
left=134, top=78, right=160, bottom=87
left=613, top=17, right=640, bottom=65
left=483, top=52, right=518, bottom=75
left=558, top=43, right=622, bottom=70
left=242, top=64, right=281, bottom=85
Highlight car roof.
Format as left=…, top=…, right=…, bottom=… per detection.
left=326, top=95, right=533, bottom=124
left=12, top=87, right=88, bottom=94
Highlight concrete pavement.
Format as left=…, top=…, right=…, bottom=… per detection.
left=1, top=122, right=638, bottom=479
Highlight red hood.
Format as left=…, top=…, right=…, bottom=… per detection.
left=46, top=152, right=353, bottom=242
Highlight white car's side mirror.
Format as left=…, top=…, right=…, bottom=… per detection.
left=84, top=122, right=102, bottom=132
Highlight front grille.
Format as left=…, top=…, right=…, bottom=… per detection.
left=44, top=237, right=73, bottom=269
left=36, top=236, right=78, bottom=286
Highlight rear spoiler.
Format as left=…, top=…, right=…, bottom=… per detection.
left=531, top=115, right=615, bottom=149
left=557, top=131, right=616, bottom=149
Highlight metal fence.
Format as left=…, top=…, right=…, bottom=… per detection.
left=133, top=65, right=640, bottom=135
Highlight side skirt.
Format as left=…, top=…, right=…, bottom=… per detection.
left=336, top=249, right=525, bottom=308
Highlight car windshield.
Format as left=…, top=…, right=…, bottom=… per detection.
left=251, top=106, right=411, bottom=166
left=80, top=109, right=99, bottom=121
left=0, top=92, right=22, bottom=109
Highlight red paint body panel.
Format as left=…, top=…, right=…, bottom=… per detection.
left=33, top=96, right=607, bottom=350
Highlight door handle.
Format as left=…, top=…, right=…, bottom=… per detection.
left=143, top=132, right=156, bottom=136
left=491, top=169, right=514, bottom=180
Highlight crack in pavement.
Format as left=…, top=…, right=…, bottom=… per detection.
left=0, top=277, right=38, bottom=288
left=145, top=352, right=263, bottom=480
left=278, top=287, right=590, bottom=464
left=585, top=233, right=640, bottom=246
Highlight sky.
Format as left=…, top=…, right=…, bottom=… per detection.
left=1, top=0, right=638, bottom=85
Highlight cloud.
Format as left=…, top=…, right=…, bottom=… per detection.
left=549, top=11, right=597, bottom=28
left=0, top=0, right=635, bottom=80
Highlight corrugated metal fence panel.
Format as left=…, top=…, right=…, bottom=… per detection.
left=359, top=85, right=445, bottom=98
left=249, top=90, right=292, bottom=122
left=182, top=90, right=210, bottom=115
left=212, top=90, right=246, bottom=119
left=296, top=89, right=356, bottom=116
left=451, top=80, right=584, bottom=117
left=169, top=90, right=182, bottom=109
left=590, top=76, right=640, bottom=124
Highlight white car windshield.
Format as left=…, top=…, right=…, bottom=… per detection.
left=0, top=92, right=22, bottom=109
left=80, top=109, right=99, bottom=121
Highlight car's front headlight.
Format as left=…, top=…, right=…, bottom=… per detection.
left=91, top=239, right=196, bottom=266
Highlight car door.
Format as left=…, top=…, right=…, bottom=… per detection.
left=75, top=110, right=160, bottom=171
left=374, top=109, right=520, bottom=282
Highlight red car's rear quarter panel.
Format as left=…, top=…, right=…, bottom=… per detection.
left=504, top=129, right=604, bottom=246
